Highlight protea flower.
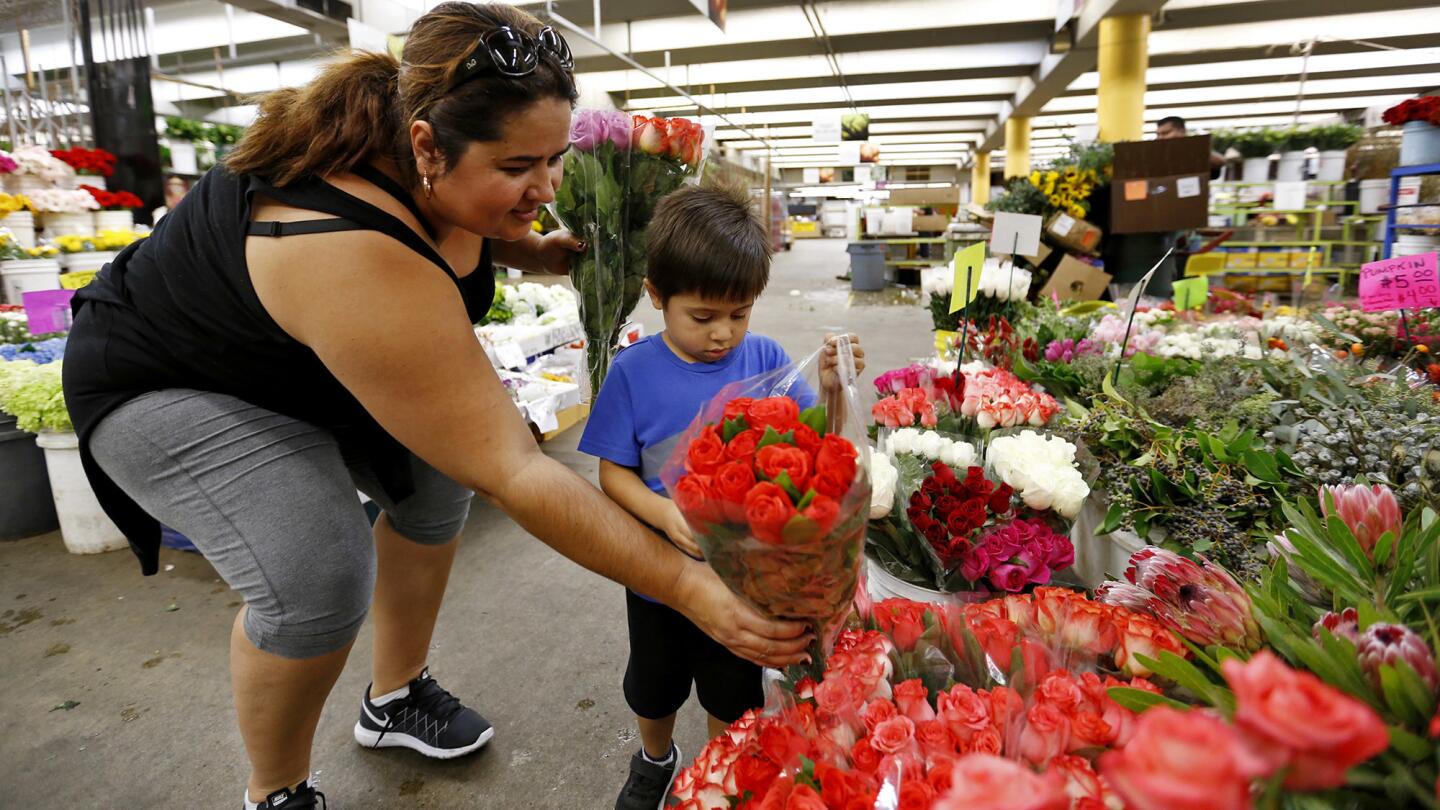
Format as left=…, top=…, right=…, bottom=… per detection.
left=1267, top=533, right=1326, bottom=605
left=1112, top=547, right=1264, bottom=652
left=1313, top=607, right=1360, bottom=645
left=1356, top=623, right=1440, bottom=692
left=1319, top=484, right=1402, bottom=557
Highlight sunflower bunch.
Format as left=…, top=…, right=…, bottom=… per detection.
left=1029, top=166, right=1099, bottom=219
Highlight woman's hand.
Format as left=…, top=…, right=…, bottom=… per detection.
left=820, top=333, right=865, bottom=394
left=673, top=561, right=813, bottom=668
left=535, top=229, right=585, bottom=276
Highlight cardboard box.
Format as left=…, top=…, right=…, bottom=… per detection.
left=1110, top=135, right=1211, bottom=234
left=1257, top=249, right=1291, bottom=269
left=911, top=214, right=950, bottom=232
left=1226, top=250, right=1258, bottom=269
left=888, top=186, right=959, bottom=206
left=1039, top=254, right=1113, bottom=302
left=1044, top=212, right=1103, bottom=255
left=1290, top=250, right=1322, bottom=269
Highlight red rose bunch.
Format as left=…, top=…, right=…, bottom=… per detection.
left=670, top=591, right=1183, bottom=810
left=79, top=185, right=143, bottom=211
left=1382, top=95, right=1440, bottom=127
left=906, top=461, right=1013, bottom=569
left=632, top=114, right=706, bottom=165
left=671, top=396, right=869, bottom=656
left=51, top=147, right=117, bottom=177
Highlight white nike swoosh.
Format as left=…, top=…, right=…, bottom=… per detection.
left=363, top=702, right=390, bottom=726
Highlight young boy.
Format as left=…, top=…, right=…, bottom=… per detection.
left=578, top=182, right=863, bottom=810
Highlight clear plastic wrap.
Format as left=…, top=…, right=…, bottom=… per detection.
left=549, top=110, right=706, bottom=396
left=659, top=336, right=870, bottom=668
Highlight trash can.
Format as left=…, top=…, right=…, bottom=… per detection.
left=847, top=242, right=887, bottom=291
left=0, top=416, right=58, bottom=541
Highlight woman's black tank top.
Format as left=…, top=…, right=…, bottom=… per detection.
left=63, top=165, right=496, bottom=574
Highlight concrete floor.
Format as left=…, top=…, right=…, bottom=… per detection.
left=0, top=238, right=933, bottom=808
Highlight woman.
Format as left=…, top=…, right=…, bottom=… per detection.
left=62, top=4, right=810, bottom=808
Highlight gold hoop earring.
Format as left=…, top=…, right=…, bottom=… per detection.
left=421, top=173, right=434, bottom=199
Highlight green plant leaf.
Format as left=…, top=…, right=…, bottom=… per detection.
left=1387, top=724, right=1435, bottom=762
left=1380, top=664, right=1427, bottom=728
left=722, top=416, right=749, bottom=443
left=796, top=488, right=817, bottom=511
left=1134, top=651, right=1235, bottom=714
left=756, top=426, right=796, bottom=450
left=1106, top=687, right=1190, bottom=713
left=771, top=471, right=803, bottom=502
left=1096, top=502, right=1125, bottom=536
left=799, top=406, right=828, bottom=436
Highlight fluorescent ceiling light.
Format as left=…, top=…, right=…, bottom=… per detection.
left=1149, top=9, right=1440, bottom=56
left=1068, top=48, right=1440, bottom=92
left=573, top=0, right=1054, bottom=57
left=699, top=102, right=1005, bottom=127
left=723, top=134, right=979, bottom=149
left=625, top=78, right=1024, bottom=112
left=576, top=42, right=1049, bottom=95
left=1046, top=74, right=1440, bottom=112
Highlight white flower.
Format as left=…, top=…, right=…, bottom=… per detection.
left=939, top=439, right=977, bottom=469
left=921, top=264, right=954, bottom=296
left=916, top=430, right=946, bottom=460
left=869, top=452, right=898, bottom=519
left=986, top=430, right=1088, bottom=519
left=886, top=428, right=920, bottom=456
left=977, top=257, right=1032, bottom=302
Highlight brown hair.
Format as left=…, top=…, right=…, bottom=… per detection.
left=646, top=179, right=771, bottom=304
left=226, top=2, right=576, bottom=188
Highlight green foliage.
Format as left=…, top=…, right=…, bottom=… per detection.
left=1310, top=124, right=1365, bottom=151
left=1230, top=129, right=1278, bottom=159
left=0, top=360, right=71, bottom=432
left=986, top=176, right=1048, bottom=216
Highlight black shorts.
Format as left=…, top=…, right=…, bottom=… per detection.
left=622, top=589, right=764, bottom=723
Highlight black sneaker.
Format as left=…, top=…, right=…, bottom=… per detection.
left=615, top=743, right=680, bottom=810
left=250, top=781, right=325, bottom=809
left=353, top=667, right=494, bottom=759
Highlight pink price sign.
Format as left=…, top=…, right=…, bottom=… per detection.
left=1358, top=252, right=1440, bottom=313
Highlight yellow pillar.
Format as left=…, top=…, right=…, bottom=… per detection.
left=1097, top=14, right=1150, bottom=142
left=970, top=152, right=992, bottom=204
left=1003, top=117, right=1030, bottom=179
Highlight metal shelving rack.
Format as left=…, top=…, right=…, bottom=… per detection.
left=1383, top=162, right=1440, bottom=258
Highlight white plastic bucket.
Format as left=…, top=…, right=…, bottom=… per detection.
left=865, top=557, right=963, bottom=606
left=1068, top=496, right=1146, bottom=589
left=1241, top=157, right=1271, bottom=183
left=1276, top=151, right=1307, bottom=182
left=80, top=175, right=107, bottom=191
left=1393, top=234, right=1440, bottom=258
left=35, top=431, right=128, bottom=555
left=60, top=251, right=118, bottom=274
left=38, top=211, right=95, bottom=238
left=93, top=210, right=133, bottom=232
left=1, top=258, right=62, bottom=304
left=1315, top=150, right=1347, bottom=183
left=1, top=210, right=36, bottom=248
left=1400, top=120, right=1440, bottom=167
left=1359, top=179, right=1390, bottom=215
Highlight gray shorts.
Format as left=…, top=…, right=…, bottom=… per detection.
left=89, top=389, right=473, bottom=659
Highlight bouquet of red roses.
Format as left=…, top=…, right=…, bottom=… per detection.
left=662, top=339, right=870, bottom=664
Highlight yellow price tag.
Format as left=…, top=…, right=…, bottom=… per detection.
left=948, top=241, right=985, bottom=314
left=59, top=271, right=97, bottom=290
left=1303, top=247, right=1317, bottom=287
left=1172, top=276, right=1208, bottom=311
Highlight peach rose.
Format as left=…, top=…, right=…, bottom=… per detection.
left=1099, top=706, right=1269, bottom=810
left=932, top=754, right=1070, bottom=810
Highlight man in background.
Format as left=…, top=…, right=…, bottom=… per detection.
left=1157, top=115, right=1227, bottom=173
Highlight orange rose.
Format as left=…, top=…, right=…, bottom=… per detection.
left=686, top=425, right=726, bottom=475
left=1115, top=614, right=1187, bottom=677
left=1223, top=650, right=1390, bottom=790
left=744, top=482, right=797, bottom=545
left=756, top=443, right=812, bottom=491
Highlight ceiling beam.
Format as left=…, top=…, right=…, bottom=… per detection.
left=975, top=0, right=1170, bottom=156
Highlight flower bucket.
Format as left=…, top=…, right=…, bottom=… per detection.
left=1, top=258, right=62, bottom=305
left=60, top=250, right=118, bottom=274
left=865, top=557, right=952, bottom=605
left=1276, top=151, right=1307, bottom=182
left=3, top=174, right=51, bottom=194
left=93, top=210, right=133, bottom=232
left=1400, top=120, right=1440, bottom=167
left=1241, top=157, right=1271, bottom=183
left=35, top=430, right=128, bottom=555
left=80, top=175, right=107, bottom=191
left=1359, top=179, right=1390, bottom=215
left=1315, top=149, right=1347, bottom=182
left=1, top=210, right=36, bottom=248
left=169, top=141, right=198, bottom=175
left=1067, top=496, right=1145, bottom=589
left=38, top=211, right=95, bottom=238
left=0, top=415, right=58, bottom=541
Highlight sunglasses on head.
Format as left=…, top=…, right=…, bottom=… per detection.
left=451, top=25, right=574, bottom=91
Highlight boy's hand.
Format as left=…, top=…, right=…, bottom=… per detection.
left=663, top=502, right=705, bottom=560
left=820, top=333, right=865, bottom=393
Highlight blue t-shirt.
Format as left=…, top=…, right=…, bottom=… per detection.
left=580, top=332, right=811, bottom=493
